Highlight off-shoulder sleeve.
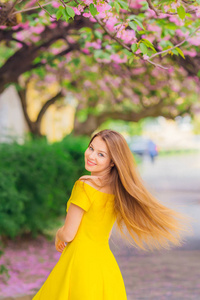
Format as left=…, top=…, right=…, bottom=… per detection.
left=66, top=180, right=92, bottom=212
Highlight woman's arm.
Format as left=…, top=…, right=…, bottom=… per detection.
left=56, top=203, right=85, bottom=243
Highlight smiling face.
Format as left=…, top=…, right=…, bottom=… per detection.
left=84, top=136, right=114, bottom=176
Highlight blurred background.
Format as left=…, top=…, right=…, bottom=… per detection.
left=0, top=0, right=200, bottom=299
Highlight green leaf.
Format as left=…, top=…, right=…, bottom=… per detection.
left=131, top=43, right=137, bottom=52
left=56, top=10, right=63, bottom=20
left=89, top=3, right=98, bottom=17
left=129, top=15, right=145, bottom=30
left=129, top=21, right=137, bottom=31
left=79, top=27, right=92, bottom=33
left=177, top=6, right=186, bottom=20
left=175, top=47, right=185, bottom=59
left=114, top=2, right=120, bottom=13
left=122, top=49, right=132, bottom=57
left=134, top=18, right=145, bottom=30
left=66, top=6, right=75, bottom=19
left=62, top=9, right=70, bottom=21
left=116, top=0, right=129, bottom=10
left=72, top=58, right=81, bottom=66
left=171, top=49, right=179, bottom=56
left=94, top=30, right=103, bottom=39
left=141, top=39, right=156, bottom=52
left=139, top=42, right=148, bottom=54
left=197, top=70, right=200, bottom=77
left=56, top=6, right=64, bottom=20
left=128, top=56, right=134, bottom=65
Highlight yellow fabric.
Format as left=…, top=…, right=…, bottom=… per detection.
left=32, top=180, right=127, bottom=300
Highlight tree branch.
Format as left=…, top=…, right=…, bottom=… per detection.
left=12, top=1, right=54, bottom=15
left=36, top=91, right=63, bottom=125
left=37, top=1, right=56, bottom=19
left=1, top=0, right=20, bottom=25
left=148, top=26, right=200, bottom=61
left=146, top=0, right=159, bottom=16
left=94, top=16, right=168, bottom=70
left=17, top=88, right=33, bottom=130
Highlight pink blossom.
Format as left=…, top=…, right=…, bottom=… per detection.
left=105, top=16, right=118, bottom=32
left=31, top=35, right=40, bottom=42
left=51, top=48, right=60, bottom=55
left=171, top=0, right=181, bottom=10
left=31, top=25, right=45, bottom=34
left=25, top=0, right=37, bottom=8
left=12, top=24, right=21, bottom=30
left=147, top=24, right=162, bottom=35
left=188, top=34, right=200, bottom=46
left=176, top=29, right=188, bottom=37
left=129, top=0, right=143, bottom=9
left=145, top=8, right=156, bottom=18
left=96, top=57, right=110, bottom=63
left=89, top=17, right=97, bottom=22
left=0, top=236, right=61, bottom=297
left=16, top=43, right=23, bottom=49
left=82, top=48, right=90, bottom=54
left=117, top=29, right=137, bottom=43
left=168, top=66, right=174, bottom=74
left=135, top=49, right=141, bottom=54
left=78, top=5, right=84, bottom=12
left=49, top=23, right=57, bottom=29
left=83, top=12, right=92, bottom=18
left=110, top=53, right=127, bottom=63
left=183, top=49, right=197, bottom=57
left=169, top=15, right=183, bottom=26
left=105, top=45, right=112, bottom=50
left=52, top=1, right=60, bottom=8
left=16, top=32, right=24, bottom=41
left=82, top=0, right=93, bottom=5
left=39, top=10, right=46, bottom=17
left=133, top=68, right=146, bottom=75
left=21, top=21, right=30, bottom=30
left=196, top=7, right=200, bottom=17
left=73, top=7, right=81, bottom=15
left=143, top=54, right=150, bottom=60
left=96, top=3, right=111, bottom=13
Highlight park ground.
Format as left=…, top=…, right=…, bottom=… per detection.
left=1, top=153, right=200, bottom=300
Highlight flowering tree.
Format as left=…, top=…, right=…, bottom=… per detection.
left=0, top=0, right=200, bottom=136
left=15, top=54, right=199, bottom=136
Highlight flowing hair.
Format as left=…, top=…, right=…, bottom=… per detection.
left=85, top=129, right=191, bottom=251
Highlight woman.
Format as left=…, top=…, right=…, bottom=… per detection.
left=32, top=129, right=189, bottom=299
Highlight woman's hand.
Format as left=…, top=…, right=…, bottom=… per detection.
left=55, top=229, right=67, bottom=253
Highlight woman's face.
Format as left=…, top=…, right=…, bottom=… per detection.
left=85, top=136, right=114, bottom=176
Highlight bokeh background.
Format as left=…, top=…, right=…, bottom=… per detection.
left=0, top=0, right=200, bottom=299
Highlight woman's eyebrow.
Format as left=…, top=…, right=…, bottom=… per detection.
left=90, top=143, right=107, bottom=155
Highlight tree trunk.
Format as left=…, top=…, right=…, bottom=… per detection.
left=18, top=87, right=63, bottom=138
left=73, top=100, right=191, bottom=136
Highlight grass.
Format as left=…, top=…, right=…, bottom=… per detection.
left=159, top=149, right=200, bottom=156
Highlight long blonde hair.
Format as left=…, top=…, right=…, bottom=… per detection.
left=87, top=129, right=191, bottom=250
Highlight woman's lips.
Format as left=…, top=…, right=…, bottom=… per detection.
left=87, top=159, right=96, bottom=166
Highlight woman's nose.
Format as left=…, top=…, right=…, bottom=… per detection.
left=89, top=151, right=96, bottom=160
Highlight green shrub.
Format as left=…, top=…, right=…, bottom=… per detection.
left=0, top=134, right=89, bottom=239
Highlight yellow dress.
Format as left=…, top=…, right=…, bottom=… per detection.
left=32, top=180, right=127, bottom=300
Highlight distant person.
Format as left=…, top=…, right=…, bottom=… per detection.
left=32, top=129, right=189, bottom=300
left=148, top=139, right=158, bottom=163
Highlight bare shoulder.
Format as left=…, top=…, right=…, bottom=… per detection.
left=78, top=175, right=100, bottom=188
left=78, top=176, right=113, bottom=194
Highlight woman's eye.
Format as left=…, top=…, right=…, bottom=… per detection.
left=89, top=146, right=93, bottom=150
left=99, top=153, right=104, bottom=157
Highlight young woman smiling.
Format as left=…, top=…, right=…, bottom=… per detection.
left=32, top=129, right=189, bottom=300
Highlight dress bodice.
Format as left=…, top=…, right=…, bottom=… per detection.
left=66, top=180, right=116, bottom=245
